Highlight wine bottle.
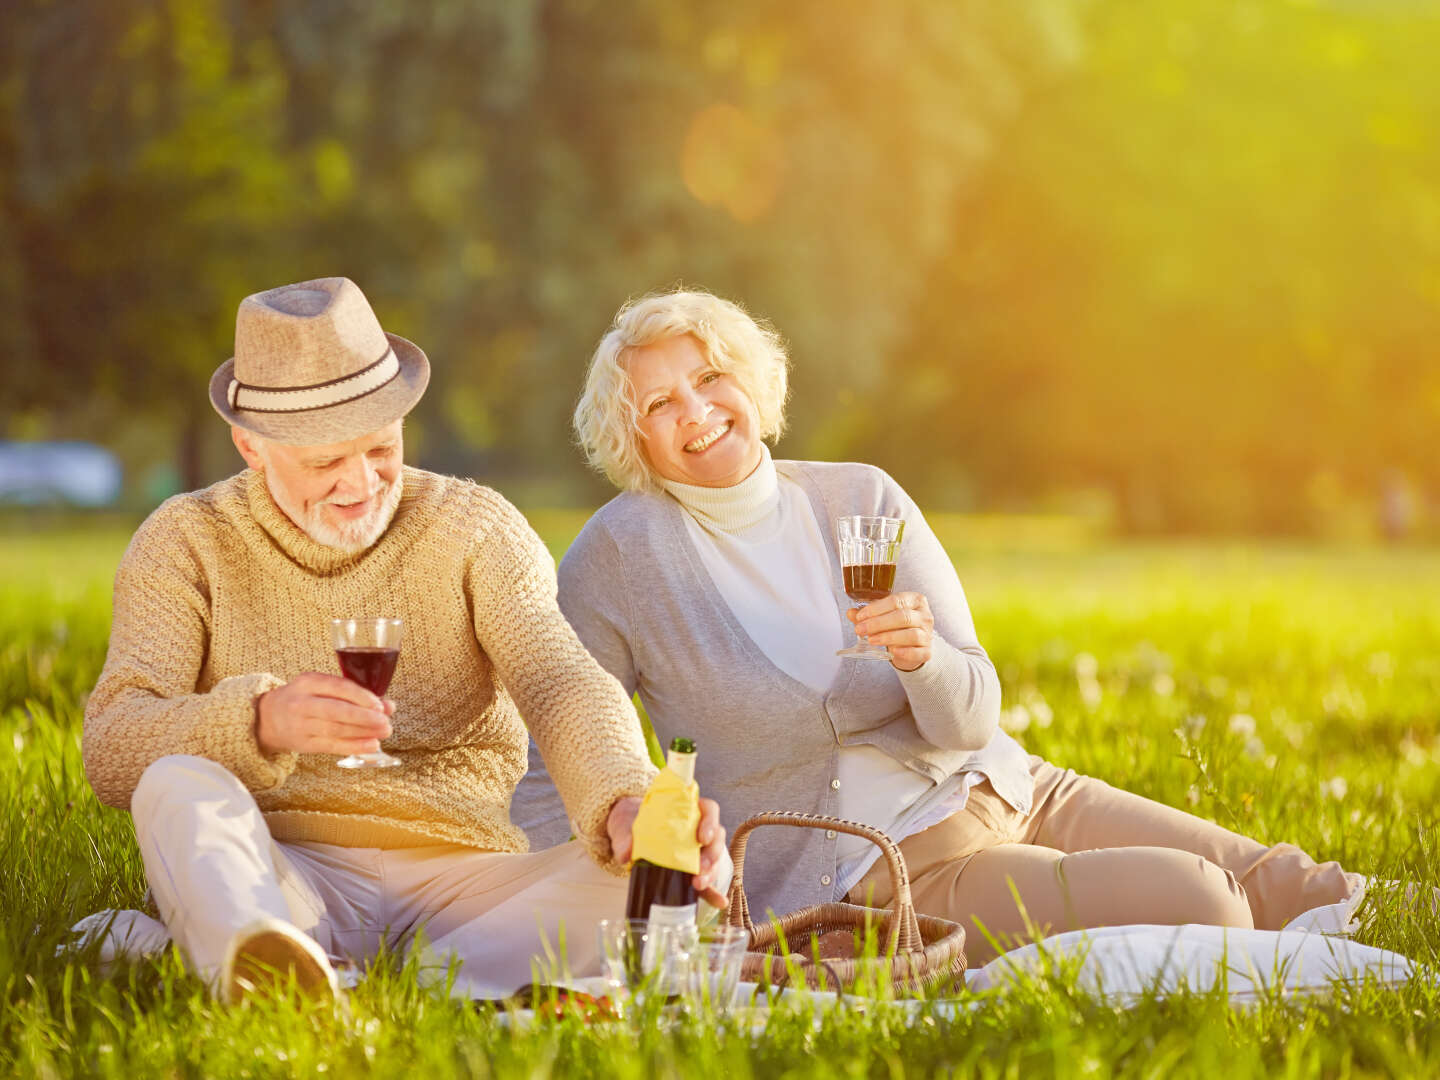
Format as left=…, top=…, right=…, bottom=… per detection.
left=625, top=736, right=700, bottom=932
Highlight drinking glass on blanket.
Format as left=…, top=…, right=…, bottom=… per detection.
left=329, top=617, right=403, bottom=769
left=597, top=917, right=697, bottom=1003
left=835, top=516, right=905, bottom=661
left=684, top=926, right=749, bottom=1012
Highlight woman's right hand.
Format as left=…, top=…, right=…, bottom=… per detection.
left=849, top=590, right=936, bottom=672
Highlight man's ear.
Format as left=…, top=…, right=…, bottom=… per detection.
left=231, top=426, right=267, bottom=472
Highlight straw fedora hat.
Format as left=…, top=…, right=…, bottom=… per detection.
left=209, top=277, right=430, bottom=445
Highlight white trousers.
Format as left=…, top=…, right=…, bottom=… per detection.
left=130, top=755, right=626, bottom=999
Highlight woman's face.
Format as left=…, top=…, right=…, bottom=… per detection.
left=627, top=334, right=763, bottom=488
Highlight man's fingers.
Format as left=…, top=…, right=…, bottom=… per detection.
left=323, top=709, right=391, bottom=734
left=324, top=716, right=392, bottom=743
left=309, top=700, right=391, bottom=738
left=696, top=884, right=729, bottom=909
left=288, top=671, right=387, bottom=712
left=693, top=800, right=729, bottom=899
left=302, top=735, right=382, bottom=757
left=697, top=798, right=722, bottom=846
left=698, top=839, right=728, bottom=874
left=607, top=795, right=641, bottom=864
left=612, top=834, right=633, bottom=865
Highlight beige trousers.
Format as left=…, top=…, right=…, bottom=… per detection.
left=849, top=756, right=1360, bottom=965
left=131, top=755, right=625, bottom=998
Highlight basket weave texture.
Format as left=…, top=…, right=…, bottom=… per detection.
left=725, top=811, right=966, bottom=994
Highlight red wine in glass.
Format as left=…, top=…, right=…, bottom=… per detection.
left=843, top=563, right=896, bottom=603
left=328, top=617, right=403, bottom=768
left=835, top=516, right=904, bottom=660
left=335, top=647, right=399, bottom=697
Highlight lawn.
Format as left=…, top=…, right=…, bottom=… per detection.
left=2, top=517, right=1438, bottom=1078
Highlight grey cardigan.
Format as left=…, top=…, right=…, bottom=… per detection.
left=529, top=460, right=1032, bottom=917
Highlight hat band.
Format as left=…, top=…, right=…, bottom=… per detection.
left=228, top=348, right=400, bottom=414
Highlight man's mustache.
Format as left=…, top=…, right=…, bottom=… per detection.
left=315, top=482, right=389, bottom=509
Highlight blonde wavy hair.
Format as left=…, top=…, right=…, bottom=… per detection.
left=574, top=288, right=790, bottom=493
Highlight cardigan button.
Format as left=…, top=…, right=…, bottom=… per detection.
left=821, top=875, right=832, bottom=887
left=830, top=778, right=841, bottom=790
left=826, top=829, right=837, bottom=839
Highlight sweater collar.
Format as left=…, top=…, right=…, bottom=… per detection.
left=244, top=467, right=420, bottom=574
left=660, top=444, right=779, bottom=536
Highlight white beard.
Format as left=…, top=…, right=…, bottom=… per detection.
left=267, top=471, right=404, bottom=554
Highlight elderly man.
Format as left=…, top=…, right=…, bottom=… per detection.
left=83, top=277, right=727, bottom=1002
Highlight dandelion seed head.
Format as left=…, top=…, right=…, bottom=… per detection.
left=1400, top=737, right=1428, bottom=767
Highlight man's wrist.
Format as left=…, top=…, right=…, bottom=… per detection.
left=254, top=689, right=278, bottom=756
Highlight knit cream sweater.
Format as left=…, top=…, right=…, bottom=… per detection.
left=83, top=466, right=657, bottom=869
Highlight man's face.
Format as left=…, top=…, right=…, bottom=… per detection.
left=233, top=420, right=405, bottom=553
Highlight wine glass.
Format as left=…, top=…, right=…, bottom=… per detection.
left=685, top=926, right=749, bottom=1012
left=329, top=617, right=403, bottom=769
left=835, top=516, right=905, bottom=661
left=596, top=918, right=698, bottom=1005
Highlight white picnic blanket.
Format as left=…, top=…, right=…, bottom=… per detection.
left=965, top=923, right=1416, bottom=1003
left=962, top=884, right=1417, bottom=1003
left=64, top=903, right=1420, bottom=1005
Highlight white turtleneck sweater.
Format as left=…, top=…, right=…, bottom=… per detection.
left=661, top=446, right=844, bottom=691
left=661, top=447, right=988, bottom=894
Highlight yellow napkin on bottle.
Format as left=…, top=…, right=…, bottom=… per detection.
left=630, top=765, right=701, bottom=875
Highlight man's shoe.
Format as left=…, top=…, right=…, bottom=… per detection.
left=220, top=917, right=340, bottom=1005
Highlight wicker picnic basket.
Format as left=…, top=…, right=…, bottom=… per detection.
left=724, top=811, right=967, bottom=994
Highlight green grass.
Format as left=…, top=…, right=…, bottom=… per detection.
left=2, top=519, right=1439, bottom=1077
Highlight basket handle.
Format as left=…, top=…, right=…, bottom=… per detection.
left=725, top=811, right=922, bottom=956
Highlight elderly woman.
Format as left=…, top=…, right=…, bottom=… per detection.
left=533, top=287, right=1362, bottom=964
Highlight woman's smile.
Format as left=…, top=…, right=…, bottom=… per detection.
left=684, top=421, right=732, bottom=454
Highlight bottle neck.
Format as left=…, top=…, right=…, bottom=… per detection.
left=666, top=749, right=696, bottom=784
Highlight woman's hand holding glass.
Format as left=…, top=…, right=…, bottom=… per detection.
left=847, top=591, right=935, bottom=672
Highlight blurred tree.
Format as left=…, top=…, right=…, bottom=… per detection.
left=3, top=0, right=334, bottom=487
left=890, top=0, right=1440, bottom=532
left=6, top=0, right=1432, bottom=533
left=433, top=0, right=1083, bottom=499
left=0, top=0, right=1074, bottom=500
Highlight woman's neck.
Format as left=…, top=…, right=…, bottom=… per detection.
left=660, top=445, right=778, bottom=535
